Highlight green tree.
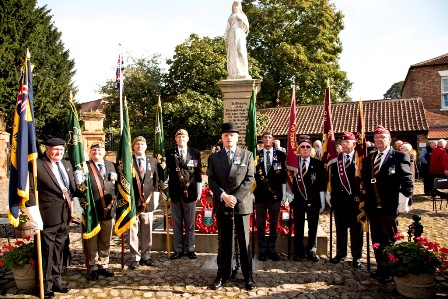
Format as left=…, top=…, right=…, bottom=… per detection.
left=242, top=0, right=352, bottom=106
left=0, top=0, right=76, bottom=143
left=383, top=81, right=404, bottom=99
left=100, top=54, right=163, bottom=143
left=163, top=90, right=223, bottom=149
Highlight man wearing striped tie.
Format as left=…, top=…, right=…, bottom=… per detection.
left=129, top=136, right=159, bottom=270
left=364, top=125, right=413, bottom=283
left=291, top=135, right=326, bottom=263
left=327, top=132, right=363, bottom=268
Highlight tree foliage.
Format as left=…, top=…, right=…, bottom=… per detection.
left=0, top=0, right=75, bottom=143
left=242, top=0, right=352, bottom=107
left=99, top=54, right=163, bottom=140
left=383, top=81, right=404, bottom=99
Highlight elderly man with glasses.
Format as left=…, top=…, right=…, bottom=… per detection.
left=290, top=135, right=326, bottom=262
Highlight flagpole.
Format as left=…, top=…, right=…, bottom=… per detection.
left=119, top=43, right=123, bottom=134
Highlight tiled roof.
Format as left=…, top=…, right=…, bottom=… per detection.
left=80, top=99, right=107, bottom=113
left=425, top=111, right=448, bottom=127
left=411, top=53, right=448, bottom=68
left=259, top=98, right=428, bottom=136
left=428, top=128, right=448, bottom=140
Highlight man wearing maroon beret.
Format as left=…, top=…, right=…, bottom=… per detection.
left=327, top=132, right=363, bottom=268
left=363, top=125, right=413, bottom=283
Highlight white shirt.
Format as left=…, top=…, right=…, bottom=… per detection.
left=299, top=156, right=309, bottom=174
left=178, top=146, right=188, bottom=162
left=134, top=154, right=146, bottom=173
left=49, top=159, right=69, bottom=190
left=344, top=150, right=355, bottom=168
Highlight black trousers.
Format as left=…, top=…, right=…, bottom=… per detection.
left=293, top=205, right=319, bottom=257
left=36, top=222, right=69, bottom=292
left=333, top=201, right=363, bottom=259
left=216, top=212, right=252, bottom=281
left=368, top=209, right=397, bottom=276
left=256, top=200, right=281, bottom=254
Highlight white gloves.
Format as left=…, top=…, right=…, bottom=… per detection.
left=72, top=197, right=84, bottom=219
left=319, top=192, right=325, bottom=213
left=326, top=192, right=332, bottom=207
left=153, top=192, right=160, bottom=209
left=197, top=182, right=203, bottom=200
left=397, top=193, right=410, bottom=214
left=22, top=206, right=43, bottom=232
left=281, top=184, right=287, bottom=204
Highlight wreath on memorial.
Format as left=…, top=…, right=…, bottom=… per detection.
left=195, top=187, right=218, bottom=234
left=249, top=203, right=294, bottom=236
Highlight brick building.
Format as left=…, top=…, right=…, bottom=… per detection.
left=401, top=53, right=448, bottom=139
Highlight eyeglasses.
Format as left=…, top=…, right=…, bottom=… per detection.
left=300, top=145, right=311, bottom=149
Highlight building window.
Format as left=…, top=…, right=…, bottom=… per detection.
left=439, top=70, right=448, bottom=110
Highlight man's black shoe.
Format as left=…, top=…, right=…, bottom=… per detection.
left=170, top=252, right=184, bottom=260
left=379, top=275, right=393, bottom=283
left=52, top=284, right=70, bottom=293
left=90, top=270, right=98, bottom=281
left=44, top=291, right=55, bottom=299
left=98, top=268, right=115, bottom=277
left=292, top=255, right=304, bottom=261
left=129, top=261, right=139, bottom=270
left=307, top=253, right=319, bottom=263
left=269, top=252, right=281, bottom=261
left=330, top=255, right=346, bottom=264
left=245, top=278, right=256, bottom=291
left=187, top=251, right=197, bottom=259
left=352, top=259, right=362, bottom=268
left=258, top=253, right=267, bottom=261
left=139, top=259, right=156, bottom=266
left=210, top=277, right=226, bottom=290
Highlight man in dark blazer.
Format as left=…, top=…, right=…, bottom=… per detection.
left=31, top=138, right=75, bottom=298
left=165, top=129, right=202, bottom=260
left=208, top=122, right=255, bottom=291
left=364, top=125, right=413, bottom=283
left=254, top=130, right=286, bottom=261
left=86, top=142, right=117, bottom=280
left=128, top=136, right=159, bottom=270
left=327, top=132, right=363, bottom=268
left=291, top=136, right=326, bottom=262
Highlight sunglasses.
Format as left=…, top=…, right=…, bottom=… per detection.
left=300, top=145, right=311, bottom=149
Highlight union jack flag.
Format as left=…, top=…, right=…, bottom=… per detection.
left=114, top=54, right=124, bottom=91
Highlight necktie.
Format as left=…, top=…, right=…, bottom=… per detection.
left=228, top=151, right=233, bottom=165
left=180, top=149, right=185, bottom=164
left=345, top=155, right=351, bottom=171
left=98, top=163, right=106, bottom=178
left=56, top=162, right=69, bottom=189
left=138, top=158, right=145, bottom=178
left=301, top=160, right=307, bottom=177
left=266, top=150, right=271, bottom=172
left=374, top=153, right=383, bottom=176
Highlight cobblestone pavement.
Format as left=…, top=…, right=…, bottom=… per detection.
left=1, top=178, right=447, bottom=298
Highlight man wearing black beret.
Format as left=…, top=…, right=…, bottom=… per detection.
left=30, top=138, right=75, bottom=298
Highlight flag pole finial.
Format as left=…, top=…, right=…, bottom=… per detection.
left=26, top=49, right=30, bottom=59
left=69, top=91, right=73, bottom=103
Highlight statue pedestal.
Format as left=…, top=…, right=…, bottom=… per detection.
left=81, top=111, right=105, bottom=152
left=217, top=79, right=261, bottom=146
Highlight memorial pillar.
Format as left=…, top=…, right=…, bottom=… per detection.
left=217, top=79, right=261, bottom=146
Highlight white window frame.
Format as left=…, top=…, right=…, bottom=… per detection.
left=439, top=70, right=448, bottom=110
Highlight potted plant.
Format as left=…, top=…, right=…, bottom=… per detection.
left=374, top=232, right=448, bottom=299
left=0, top=235, right=36, bottom=290
left=14, top=212, right=34, bottom=238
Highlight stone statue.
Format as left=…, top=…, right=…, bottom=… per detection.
left=224, top=1, right=251, bottom=80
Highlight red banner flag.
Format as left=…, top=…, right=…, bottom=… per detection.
left=321, top=80, right=337, bottom=168
left=355, top=100, right=368, bottom=231
left=286, top=85, right=298, bottom=191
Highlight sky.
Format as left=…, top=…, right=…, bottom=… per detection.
left=35, top=0, right=448, bottom=103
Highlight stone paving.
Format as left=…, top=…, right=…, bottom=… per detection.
left=1, top=178, right=448, bottom=298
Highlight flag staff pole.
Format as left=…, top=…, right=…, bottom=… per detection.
left=26, top=48, right=44, bottom=299
left=119, top=43, right=123, bottom=134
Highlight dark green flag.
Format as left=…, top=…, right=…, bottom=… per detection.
left=67, top=96, right=100, bottom=239
left=153, top=98, right=169, bottom=201
left=245, top=85, right=258, bottom=192
left=114, top=100, right=136, bottom=235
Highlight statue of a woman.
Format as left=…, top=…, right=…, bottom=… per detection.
left=224, top=1, right=252, bottom=80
